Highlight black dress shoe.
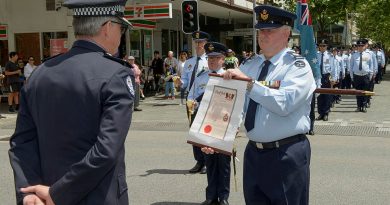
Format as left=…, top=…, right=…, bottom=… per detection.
left=316, top=115, right=323, bottom=120
left=323, top=114, right=328, bottom=121
left=201, top=199, right=218, bottom=205
left=362, top=107, right=367, bottom=113
left=219, top=199, right=229, bottom=205
left=189, top=163, right=203, bottom=173
left=355, top=108, right=360, bottom=112
left=309, top=130, right=315, bottom=135
left=134, top=107, right=142, bottom=111
left=200, top=166, right=207, bottom=174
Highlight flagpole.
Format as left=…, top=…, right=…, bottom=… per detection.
left=252, top=0, right=256, bottom=54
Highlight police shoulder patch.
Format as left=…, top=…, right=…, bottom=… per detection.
left=294, top=60, right=306, bottom=67
left=125, top=76, right=135, bottom=96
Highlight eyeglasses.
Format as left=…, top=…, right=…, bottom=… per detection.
left=357, top=45, right=364, bottom=47
left=103, top=20, right=128, bottom=35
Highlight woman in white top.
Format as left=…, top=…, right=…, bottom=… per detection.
left=24, top=56, right=36, bottom=81
left=177, top=51, right=188, bottom=105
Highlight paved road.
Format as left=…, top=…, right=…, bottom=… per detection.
left=1, top=67, right=390, bottom=204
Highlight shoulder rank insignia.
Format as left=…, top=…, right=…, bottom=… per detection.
left=287, top=51, right=304, bottom=60
left=294, top=60, right=306, bottom=67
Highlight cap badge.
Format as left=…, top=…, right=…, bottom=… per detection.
left=196, top=32, right=200, bottom=39
left=260, top=9, right=269, bottom=21
left=208, top=44, right=214, bottom=52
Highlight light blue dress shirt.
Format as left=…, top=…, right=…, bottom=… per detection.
left=317, top=51, right=334, bottom=75
left=181, top=53, right=208, bottom=91
left=240, top=48, right=316, bottom=142
left=367, top=49, right=378, bottom=74
left=188, top=68, right=225, bottom=102
left=350, top=51, right=374, bottom=79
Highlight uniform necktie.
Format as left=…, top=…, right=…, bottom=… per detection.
left=189, top=57, right=201, bottom=90
left=320, top=53, right=324, bottom=74
left=244, top=60, right=271, bottom=132
left=359, top=52, right=363, bottom=71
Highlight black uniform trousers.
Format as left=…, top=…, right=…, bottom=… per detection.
left=243, top=135, right=311, bottom=205
left=309, top=95, right=315, bottom=131
left=190, top=109, right=205, bottom=164
left=353, top=74, right=370, bottom=108
left=317, top=74, right=331, bottom=116
left=367, top=73, right=375, bottom=105
left=341, top=72, right=352, bottom=89
left=205, top=153, right=231, bottom=201
left=375, top=64, right=382, bottom=83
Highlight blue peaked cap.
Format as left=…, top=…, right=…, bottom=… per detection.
left=254, top=5, right=297, bottom=29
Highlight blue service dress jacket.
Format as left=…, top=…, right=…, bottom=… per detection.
left=8, top=40, right=135, bottom=205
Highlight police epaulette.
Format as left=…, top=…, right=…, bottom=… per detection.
left=103, top=53, right=132, bottom=68
left=287, top=51, right=305, bottom=60
left=41, top=53, right=62, bottom=63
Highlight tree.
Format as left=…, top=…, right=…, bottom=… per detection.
left=354, top=0, right=390, bottom=49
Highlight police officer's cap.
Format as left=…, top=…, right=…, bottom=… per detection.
left=319, top=39, right=328, bottom=45
left=192, top=31, right=210, bottom=42
left=254, top=5, right=297, bottom=29
left=63, top=0, right=133, bottom=28
left=356, top=39, right=366, bottom=46
left=204, top=42, right=228, bottom=56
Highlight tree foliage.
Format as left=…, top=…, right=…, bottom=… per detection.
left=354, top=0, right=390, bottom=49
left=261, top=0, right=390, bottom=49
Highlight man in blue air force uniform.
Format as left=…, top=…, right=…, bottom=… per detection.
left=8, top=0, right=134, bottom=204
left=350, top=39, right=374, bottom=112
left=188, top=42, right=231, bottom=205
left=220, top=5, right=315, bottom=205
left=181, top=31, right=210, bottom=174
left=316, top=39, right=336, bottom=121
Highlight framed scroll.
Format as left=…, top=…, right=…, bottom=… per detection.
left=187, top=74, right=249, bottom=155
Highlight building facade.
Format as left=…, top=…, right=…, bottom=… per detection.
left=0, top=0, right=263, bottom=67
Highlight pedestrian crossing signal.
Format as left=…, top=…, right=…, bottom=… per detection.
left=181, top=0, right=199, bottom=34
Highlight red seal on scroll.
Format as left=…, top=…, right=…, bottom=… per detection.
left=204, top=125, right=212, bottom=133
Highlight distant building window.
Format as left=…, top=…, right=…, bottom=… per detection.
left=46, top=0, right=55, bottom=11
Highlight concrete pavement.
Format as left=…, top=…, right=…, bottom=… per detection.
left=1, top=66, right=390, bottom=204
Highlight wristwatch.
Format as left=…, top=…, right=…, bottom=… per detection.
left=246, top=79, right=255, bottom=92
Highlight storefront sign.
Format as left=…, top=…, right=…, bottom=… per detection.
left=50, top=39, right=68, bottom=56
left=125, top=3, right=172, bottom=19
left=129, top=19, right=157, bottom=30
left=144, top=35, right=152, bottom=60
left=227, top=28, right=253, bottom=37
left=0, top=25, right=7, bottom=39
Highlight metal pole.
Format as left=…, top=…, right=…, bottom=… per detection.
left=252, top=0, right=257, bottom=54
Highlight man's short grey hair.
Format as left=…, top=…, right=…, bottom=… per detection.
left=73, top=16, right=118, bottom=37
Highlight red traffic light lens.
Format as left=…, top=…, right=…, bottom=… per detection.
left=184, top=4, right=193, bottom=12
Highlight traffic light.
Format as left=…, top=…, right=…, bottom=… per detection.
left=181, top=0, right=199, bottom=34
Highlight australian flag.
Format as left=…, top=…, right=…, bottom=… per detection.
left=294, top=0, right=321, bottom=79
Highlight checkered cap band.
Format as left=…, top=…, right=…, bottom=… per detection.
left=73, top=5, right=124, bottom=16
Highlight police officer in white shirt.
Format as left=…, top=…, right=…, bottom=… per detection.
left=220, top=5, right=315, bottom=205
